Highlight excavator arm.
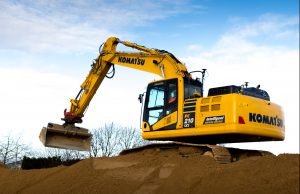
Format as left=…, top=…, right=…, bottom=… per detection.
left=40, top=37, right=189, bottom=151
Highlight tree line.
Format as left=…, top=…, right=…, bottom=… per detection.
left=0, top=122, right=149, bottom=168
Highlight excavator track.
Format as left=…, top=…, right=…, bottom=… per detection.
left=120, top=142, right=273, bottom=164
left=207, top=145, right=232, bottom=164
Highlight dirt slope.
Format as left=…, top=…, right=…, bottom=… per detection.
left=0, top=148, right=299, bottom=194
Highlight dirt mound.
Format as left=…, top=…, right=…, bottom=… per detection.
left=0, top=162, right=6, bottom=169
left=0, top=148, right=299, bottom=194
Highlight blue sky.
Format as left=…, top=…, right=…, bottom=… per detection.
left=0, top=0, right=299, bottom=154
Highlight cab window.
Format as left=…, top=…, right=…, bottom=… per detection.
left=144, top=79, right=178, bottom=126
left=148, top=84, right=165, bottom=108
left=147, top=83, right=165, bottom=125
left=184, top=78, right=202, bottom=99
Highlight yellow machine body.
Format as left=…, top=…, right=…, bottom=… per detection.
left=141, top=78, right=284, bottom=144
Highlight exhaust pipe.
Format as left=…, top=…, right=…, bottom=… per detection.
left=39, top=123, right=92, bottom=151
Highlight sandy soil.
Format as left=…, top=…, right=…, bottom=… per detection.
left=0, top=148, right=299, bottom=194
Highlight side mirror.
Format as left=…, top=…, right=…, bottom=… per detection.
left=138, top=93, right=144, bottom=103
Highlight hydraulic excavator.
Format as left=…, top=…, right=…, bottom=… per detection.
left=40, top=37, right=285, bottom=163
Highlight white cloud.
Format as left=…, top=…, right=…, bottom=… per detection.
left=0, top=0, right=199, bottom=53
left=228, top=13, right=299, bottom=40
left=0, top=67, right=79, bottom=148
left=0, top=1, right=111, bottom=53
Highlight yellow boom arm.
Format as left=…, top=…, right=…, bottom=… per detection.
left=64, top=37, right=189, bottom=124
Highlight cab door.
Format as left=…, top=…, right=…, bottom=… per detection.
left=143, top=79, right=178, bottom=130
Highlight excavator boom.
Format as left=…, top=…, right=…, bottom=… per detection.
left=40, top=37, right=189, bottom=151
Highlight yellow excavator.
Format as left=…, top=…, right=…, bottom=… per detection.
left=40, top=37, right=284, bottom=162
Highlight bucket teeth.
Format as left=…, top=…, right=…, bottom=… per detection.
left=39, top=123, right=92, bottom=151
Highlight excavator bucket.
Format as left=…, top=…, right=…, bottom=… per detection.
left=39, top=123, right=92, bottom=151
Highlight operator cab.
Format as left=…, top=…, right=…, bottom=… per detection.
left=143, top=77, right=203, bottom=128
